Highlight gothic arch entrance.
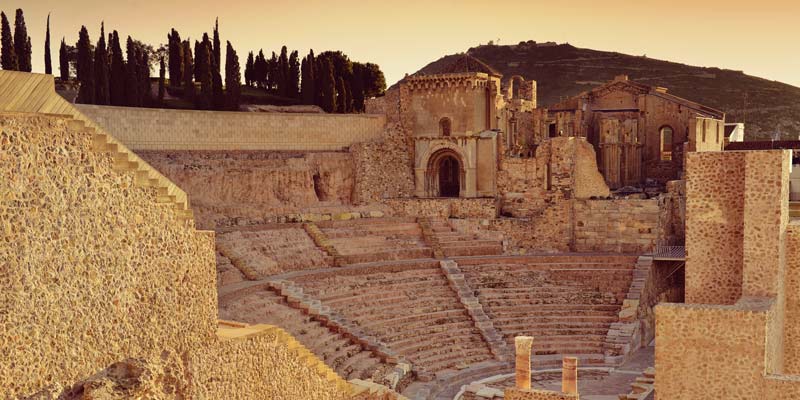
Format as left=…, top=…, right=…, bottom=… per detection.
left=426, top=149, right=463, bottom=198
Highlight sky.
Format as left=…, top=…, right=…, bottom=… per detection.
left=5, top=0, right=800, bottom=87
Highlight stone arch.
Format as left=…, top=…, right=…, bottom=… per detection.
left=508, top=75, right=525, bottom=99
left=425, top=148, right=465, bottom=198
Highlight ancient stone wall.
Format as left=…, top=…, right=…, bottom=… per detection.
left=657, top=180, right=686, bottom=246
left=0, top=113, right=215, bottom=397
left=573, top=200, right=659, bottom=253
left=76, top=104, right=386, bottom=151
left=138, top=150, right=356, bottom=229
left=383, top=197, right=497, bottom=219
left=656, top=149, right=800, bottom=399
left=786, top=224, right=800, bottom=374
left=504, top=388, right=578, bottom=400
left=351, top=123, right=416, bottom=204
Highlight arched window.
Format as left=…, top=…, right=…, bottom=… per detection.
left=660, top=126, right=673, bottom=161
left=439, top=118, right=452, bottom=137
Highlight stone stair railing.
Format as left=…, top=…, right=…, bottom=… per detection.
left=268, top=279, right=413, bottom=388
left=603, top=255, right=653, bottom=365
left=303, top=223, right=343, bottom=266
left=439, top=260, right=511, bottom=363
left=418, top=217, right=445, bottom=259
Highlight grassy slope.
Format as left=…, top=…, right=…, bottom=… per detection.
left=415, top=43, right=800, bottom=140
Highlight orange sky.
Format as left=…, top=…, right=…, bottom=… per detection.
left=6, top=0, right=800, bottom=87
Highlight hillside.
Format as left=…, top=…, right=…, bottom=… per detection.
left=414, top=42, right=800, bottom=140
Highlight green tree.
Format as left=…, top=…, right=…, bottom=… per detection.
left=109, top=31, right=126, bottom=106
left=182, top=39, right=195, bottom=101
left=336, top=76, right=348, bottom=113
left=277, top=45, right=289, bottom=96
left=225, top=41, right=241, bottom=111
left=93, top=23, right=110, bottom=105
left=135, top=41, right=151, bottom=107
left=58, top=37, right=69, bottom=80
left=212, top=18, right=221, bottom=76
left=300, top=50, right=316, bottom=105
left=14, top=9, right=31, bottom=72
left=288, top=50, right=300, bottom=99
left=244, top=51, right=254, bottom=87
left=76, top=26, right=95, bottom=104
left=318, top=57, right=336, bottom=113
left=167, top=29, right=183, bottom=87
left=253, top=50, right=267, bottom=88
left=0, top=12, right=17, bottom=70
left=194, top=36, right=212, bottom=109
left=125, top=36, right=140, bottom=106
left=267, top=51, right=278, bottom=91
left=44, top=14, right=52, bottom=75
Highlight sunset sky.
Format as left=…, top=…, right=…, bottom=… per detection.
left=5, top=0, right=800, bottom=87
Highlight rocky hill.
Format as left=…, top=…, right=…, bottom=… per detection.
left=414, top=42, right=800, bottom=140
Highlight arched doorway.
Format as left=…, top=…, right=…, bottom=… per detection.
left=438, top=155, right=460, bottom=197
left=425, top=149, right=464, bottom=198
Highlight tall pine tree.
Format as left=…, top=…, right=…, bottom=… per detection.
left=288, top=50, right=300, bottom=99
left=124, top=36, right=140, bottom=106
left=0, top=12, right=17, bottom=70
left=225, top=41, right=241, bottom=111
left=300, top=50, right=316, bottom=105
left=194, top=36, right=212, bottom=109
left=136, top=41, right=151, bottom=107
left=182, top=40, right=195, bottom=101
left=108, top=31, right=126, bottom=106
left=13, top=9, right=31, bottom=72
left=76, top=26, right=95, bottom=104
left=277, top=46, right=289, bottom=97
left=44, top=14, right=52, bottom=75
left=58, top=38, right=69, bottom=80
left=93, top=23, right=110, bottom=105
left=254, top=50, right=267, bottom=88
left=244, top=51, right=254, bottom=87
left=212, top=18, right=221, bottom=76
left=336, top=76, right=348, bottom=113
left=318, top=57, right=336, bottom=113
left=167, top=29, right=183, bottom=87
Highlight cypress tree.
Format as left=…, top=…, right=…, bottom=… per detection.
left=278, top=45, right=289, bottom=97
left=301, top=50, right=316, bottom=105
left=158, top=56, right=166, bottom=106
left=125, top=36, right=140, bottom=106
left=225, top=41, right=241, bottom=111
left=93, top=23, right=110, bottom=105
left=58, top=38, right=69, bottom=80
left=167, top=29, right=183, bottom=87
left=254, top=50, right=267, bottom=88
left=319, top=58, right=336, bottom=113
left=14, top=9, right=31, bottom=72
left=212, top=18, right=221, bottom=76
left=267, top=51, right=278, bottom=91
left=336, top=76, right=348, bottom=113
left=44, top=14, right=52, bottom=75
left=136, top=41, right=151, bottom=107
left=182, top=39, right=195, bottom=101
left=108, top=31, right=125, bottom=105
left=351, top=63, right=366, bottom=112
left=76, top=26, right=95, bottom=104
left=288, top=50, right=300, bottom=99
left=244, top=51, right=254, bottom=87
left=0, top=12, right=17, bottom=70
left=194, top=37, right=212, bottom=109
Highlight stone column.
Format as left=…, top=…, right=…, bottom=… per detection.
left=514, top=336, right=534, bottom=390
left=562, top=356, right=578, bottom=395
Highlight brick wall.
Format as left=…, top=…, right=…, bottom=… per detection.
left=76, top=104, right=386, bottom=151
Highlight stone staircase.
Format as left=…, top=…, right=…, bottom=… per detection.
left=426, top=218, right=503, bottom=258
left=604, top=256, right=653, bottom=364
left=402, top=360, right=511, bottom=400
left=618, top=367, right=655, bottom=400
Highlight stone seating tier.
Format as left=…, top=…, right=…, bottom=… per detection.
left=316, top=218, right=434, bottom=265
left=218, top=288, right=395, bottom=384
left=293, top=265, right=496, bottom=375
left=458, top=256, right=637, bottom=365
left=216, top=228, right=333, bottom=278
left=426, top=218, right=503, bottom=257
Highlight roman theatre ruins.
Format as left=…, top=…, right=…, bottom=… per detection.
left=3, top=57, right=800, bottom=399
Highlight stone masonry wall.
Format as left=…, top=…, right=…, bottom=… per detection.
left=76, top=104, right=386, bottom=151
left=351, top=123, right=415, bottom=204
left=0, top=114, right=216, bottom=397
left=573, top=199, right=659, bottom=253
left=138, top=150, right=356, bottom=229
left=383, top=197, right=497, bottom=219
